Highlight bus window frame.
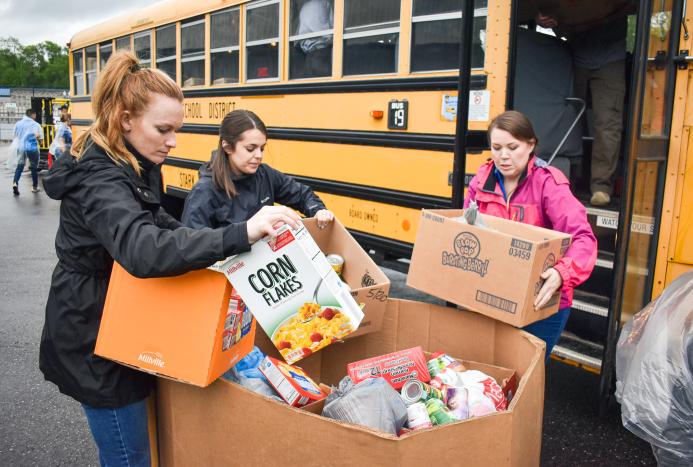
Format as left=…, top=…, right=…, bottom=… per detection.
left=181, top=18, right=206, bottom=88
left=287, top=0, right=335, bottom=81
left=409, top=4, right=488, bottom=74
left=156, top=23, right=178, bottom=81
left=134, top=30, right=153, bottom=67
left=245, top=0, right=283, bottom=83
left=72, top=49, right=85, bottom=96
left=85, top=45, right=97, bottom=95
left=99, top=41, right=113, bottom=72
left=210, top=7, right=241, bottom=87
left=342, top=0, right=401, bottom=77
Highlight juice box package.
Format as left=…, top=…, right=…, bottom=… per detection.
left=217, top=223, right=364, bottom=364
left=259, top=356, right=327, bottom=407
left=347, top=346, right=431, bottom=389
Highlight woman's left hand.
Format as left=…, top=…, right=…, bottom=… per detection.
left=316, top=209, right=335, bottom=229
left=534, top=267, right=563, bottom=310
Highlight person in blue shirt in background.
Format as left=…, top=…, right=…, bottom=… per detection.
left=13, top=108, right=43, bottom=195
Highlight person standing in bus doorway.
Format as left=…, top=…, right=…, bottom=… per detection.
left=39, top=52, right=301, bottom=467
left=466, top=111, right=597, bottom=359
left=12, top=108, right=43, bottom=195
left=296, top=0, right=333, bottom=77
left=536, top=9, right=629, bottom=207
left=181, top=109, right=335, bottom=230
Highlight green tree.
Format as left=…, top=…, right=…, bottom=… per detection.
left=0, top=37, right=68, bottom=88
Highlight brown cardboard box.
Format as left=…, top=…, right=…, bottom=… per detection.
left=95, top=264, right=256, bottom=387
left=157, top=299, right=546, bottom=466
left=303, top=217, right=391, bottom=338
left=407, top=209, right=571, bottom=327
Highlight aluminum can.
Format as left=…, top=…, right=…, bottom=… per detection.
left=401, top=380, right=445, bottom=405
left=406, top=402, right=433, bottom=430
left=326, top=254, right=345, bottom=276
left=425, top=398, right=456, bottom=426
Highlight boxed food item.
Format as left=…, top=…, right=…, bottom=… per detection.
left=347, top=346, right=431, bottom=389
left=96, top=264, right=256, bottom=387
left=259, top=356, right=326, bottom=407
left=216, top=223, right=364, bottom=364
left=407, top=209, right=572, bottom=327
left=157, top=299, right=546, bottom=466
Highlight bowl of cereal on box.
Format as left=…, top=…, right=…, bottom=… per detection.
left=272, top=303, right=355, bottom=363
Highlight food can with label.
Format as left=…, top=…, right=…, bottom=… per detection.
left=401, top=380, right=445, bottom=405
left=407, top=402, right=433, bottom=430
left=425, top=398, right=456, bottom=426
left=326, top=254, right=345, bottom=276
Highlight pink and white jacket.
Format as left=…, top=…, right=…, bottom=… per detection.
left=464, top=157, right=597, bottom=309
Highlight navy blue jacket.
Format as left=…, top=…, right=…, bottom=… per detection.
left=182, top=163, right=326, bottom=228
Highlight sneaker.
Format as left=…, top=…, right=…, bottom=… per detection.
left=590, top=191, right=610, bottom=206
left=12, top=184, right=19, bottom=196
left=31, top=187, right=41, bottom=193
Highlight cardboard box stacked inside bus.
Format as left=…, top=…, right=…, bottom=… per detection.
left=157, top=299, right=546, bottom=466
left=407, top=209, right=571, bottom=327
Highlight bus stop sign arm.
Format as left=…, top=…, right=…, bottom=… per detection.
left=451, top=0, right=477, bottom=209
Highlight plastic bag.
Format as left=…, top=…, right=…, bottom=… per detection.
left=4, top=137, right=21, bottom=169
left=222, top=346, right=282, bottom=401
left=615, top=271, right=693, bottom=465
left=322, top=376, right=408, bottom=434
left=454, top=200, right=490, bottom=229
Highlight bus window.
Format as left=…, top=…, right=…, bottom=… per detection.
left=134, top=31, right=152, bottom=68
left=73, top=49, right=84, bottom=96
left=99, top=42, right=112, bottom=70
left=85, top=46, right=97, bottom=94
left=246, top=0, right=281, bottom=81
left=181, top=19, right=206, bottom=87
left=410, top=0, right=487, bottom=73
left=343, top=0, right=400, bottom=76
left=116, top=35, right=131, bottom=51
left=156, top=24, right=177, bottom=80
left=211, top=8, right=240, bottom=85
left=289, top=0, right=334, bottom=79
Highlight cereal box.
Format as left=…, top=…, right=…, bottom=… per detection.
left=347, top=346, right=431, bottom=389
left=214, top=223, right=364, bottom=364
left=259, top=356, right=327, bottom=407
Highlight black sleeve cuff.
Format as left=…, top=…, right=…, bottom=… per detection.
left=221, top=221, right=251, bottom=257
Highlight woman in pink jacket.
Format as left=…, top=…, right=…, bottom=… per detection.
left=465, top=110, right=597, bottom=359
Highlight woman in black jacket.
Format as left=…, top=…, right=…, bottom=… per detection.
left=181, top=109, right=334, bottom=229
left=39, top=52, right=299, bottom=467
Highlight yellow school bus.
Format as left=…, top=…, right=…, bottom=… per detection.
left=68, top=0, right=693, bottom=408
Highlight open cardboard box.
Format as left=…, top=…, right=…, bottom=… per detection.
left=302, top=217, right=390, bottom=338
left=95, top=265, right=256, bottom=387
left=157, top=299, right=545, bottom=466
left=408, top=209, right=572, bottom=327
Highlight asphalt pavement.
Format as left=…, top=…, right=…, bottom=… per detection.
left=0, top=147, right=656, bottom=466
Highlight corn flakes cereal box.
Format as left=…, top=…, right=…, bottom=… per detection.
left=214, top=223, right=364, bottom=364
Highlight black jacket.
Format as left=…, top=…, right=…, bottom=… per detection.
left=39, top=141, right=250, bottom=408
left=181, top=163, right=326, bottom=228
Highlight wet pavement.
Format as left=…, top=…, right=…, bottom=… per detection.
left=0, top=147, right=656, bottom=466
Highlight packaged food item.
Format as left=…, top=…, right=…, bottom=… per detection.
left=425, top=398, right=456, bottom=426
left=259, top=356, right=326, bottom=407
left=445, top=386, right=470, bottom=421
left=400, top=380, right=445, bottom=405
left=406, top=402, right=433, bottom=430
left=215, top=224, right=364, bottom=364
left=222, top=347, right=282, bottom=401
left=427, top=352, right=466, bottom=378
left=222, top=291, right=251, bottom=351
left=326, top=254, right=344, bottom=277
left=347, top=347, right=431, bottom=389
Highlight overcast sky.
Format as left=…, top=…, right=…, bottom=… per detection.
left=0, top=0, right=157, bottom=47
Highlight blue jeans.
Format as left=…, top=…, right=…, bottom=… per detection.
left=523, top=307, right=571, bottom=363
left=81, top=399, right=151, bottom=467
left=13, top=149, right=39, bottom=188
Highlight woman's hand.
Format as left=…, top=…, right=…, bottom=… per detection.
left=315, top=209, right=335, bottom=229
left=247, top=206, right=302, bottom=243
left=534, top=267, right=563, bottom=310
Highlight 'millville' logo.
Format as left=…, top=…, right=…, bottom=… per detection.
left=138, top=351, right=165, bottom=368
left=441, top=232, right=489, bottom=277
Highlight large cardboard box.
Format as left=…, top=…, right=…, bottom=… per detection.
left=302, top=217, right=390, bottom=338
left=95, top=264, right=256, bottom=386
left=157, top=299, right=546, bottom=466
left=407, top=209, right=571, bottom=327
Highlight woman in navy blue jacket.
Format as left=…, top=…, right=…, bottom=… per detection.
left=182, top=110, right=334, bottom=229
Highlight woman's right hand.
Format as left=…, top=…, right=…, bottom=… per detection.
left=246, top=206, right=302, bottom=243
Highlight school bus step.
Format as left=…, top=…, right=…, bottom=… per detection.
left=579, top=250, right=614, bottom=298
left=551, top=331, right=603, bottom=373
left=565, top=290, right=609, bottom=344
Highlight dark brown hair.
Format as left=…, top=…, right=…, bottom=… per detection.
left=71, top=51, right=183, bottom=174
left=210, top=109, right=268, bottom=197
left=487, top=110, right=538, bottom=147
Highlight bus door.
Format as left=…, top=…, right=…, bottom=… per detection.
left=600, top=0, right=684, bottom=409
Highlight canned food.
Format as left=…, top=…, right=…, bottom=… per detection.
left=406, top=402, right=433, bottom=430
left=326, top=254, right=344, bottom=276
left=425, top=398, right=456, bottom=426
left=401, top=380, right=445, bottom=405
